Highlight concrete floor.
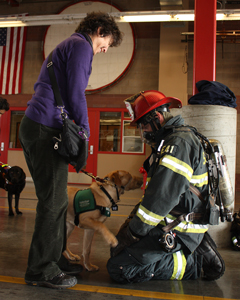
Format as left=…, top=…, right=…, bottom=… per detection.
left=0, top=182, right=240, bottom=300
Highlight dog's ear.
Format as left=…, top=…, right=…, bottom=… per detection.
left=118, top=171, right=143, bottom=191
left=116, top=171, right=132, bottom=190
left=5, top=168, right=12, bottom=180
left=109, top=171, right=122, bottom=186
left=20, top=168, right=26, bottom=180
left=127, top=175, right=143, bottom=190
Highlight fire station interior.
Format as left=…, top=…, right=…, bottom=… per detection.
left=1, top=0, right=240, bottom=299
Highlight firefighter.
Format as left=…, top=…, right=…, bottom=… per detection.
left=107, top=90, right=225, bottom=283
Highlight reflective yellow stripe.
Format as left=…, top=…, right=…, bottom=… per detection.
left=136, top=204, right=163, bottom=226
left=190, top=172, right=208, bottom=187
left=160, top=155, right=193, bottom=182
left=145, top=177, right=151, bottom=189
left=175, top=222, right=208, bottom=233
left=171, top=250, right=186, bottom=280
left=160, top=215, right=208, bottom=233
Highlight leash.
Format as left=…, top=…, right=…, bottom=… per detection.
left=81, top=169, right=111, bottom=185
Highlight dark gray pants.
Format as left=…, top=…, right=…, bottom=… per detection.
left=19, top=115, right=68, bottom=281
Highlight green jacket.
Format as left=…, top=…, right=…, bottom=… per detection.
left=129, top=115, right=208, bottom=255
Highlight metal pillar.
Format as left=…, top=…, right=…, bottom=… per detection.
left=192, top=0, right=217, bottom=95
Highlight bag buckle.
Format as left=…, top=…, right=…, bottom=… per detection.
left=53, top=135, right=62, bottom=150
left=79, top=131, right=89, bottom=141
left=47, top=61, right=53, bottom=68
left=57, top=106, right=67, bottom=120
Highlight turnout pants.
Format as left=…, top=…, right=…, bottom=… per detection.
left=107, top=238, right=202, bottom=283
left=19, top=115, right=68, bottom=281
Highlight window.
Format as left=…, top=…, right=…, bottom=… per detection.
left=99, top=110, right=144, bottom=154
left=9, top=111, right=24, bottom=149
left=99, top=112, right=121, bottom=152
left=122, top=120, right=143, bottom=153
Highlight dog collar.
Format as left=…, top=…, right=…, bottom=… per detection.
left=99, top=185, right=118, bottom=211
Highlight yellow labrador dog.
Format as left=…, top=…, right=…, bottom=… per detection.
left=64, top=170, right=143, bottom=271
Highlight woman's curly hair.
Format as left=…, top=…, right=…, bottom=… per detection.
left=75, top=11, right=123, bottom=47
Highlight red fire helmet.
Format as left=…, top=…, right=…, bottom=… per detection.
left=124, top=90, right=182, bottom=125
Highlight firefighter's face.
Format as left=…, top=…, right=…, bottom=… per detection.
left=138, top=111, right=164, bottom=145
left=138, top=122, right=155, bottom=145
left=140, top=123, right=152, bottom=132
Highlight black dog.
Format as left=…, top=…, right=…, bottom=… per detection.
left=0, top=165, right=26, bottom=216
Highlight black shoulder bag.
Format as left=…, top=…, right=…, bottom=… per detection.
left=47, top=51, right=89, bottom=173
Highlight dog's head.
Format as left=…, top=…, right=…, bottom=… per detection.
left=105, top=170, right=143, bottom=192
left=6, top=166, right=26, bottom=184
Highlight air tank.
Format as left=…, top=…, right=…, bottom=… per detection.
left=210, top=139, right=234, bottom=208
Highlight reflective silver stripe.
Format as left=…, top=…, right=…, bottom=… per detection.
left=175, top=251, right=183, bottom=280
left=162, top=216, right=208, bottom=233
left=136, top=205, right=163, bottom=226
left=171, top=250, right=186, bottom=280
left=190, top=173, right=208, bottom=187
left=232, top=237, right=238, bottom=245
left=161, top=155, right=193, bottom=181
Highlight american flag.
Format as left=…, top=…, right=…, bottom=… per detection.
left=0, top=15, right=27, bottom=95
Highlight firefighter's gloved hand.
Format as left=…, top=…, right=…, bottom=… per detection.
left=110, top=224, right=139, bottom=258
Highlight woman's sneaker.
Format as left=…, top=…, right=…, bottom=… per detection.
left=25, top=272, right=77, bottom=289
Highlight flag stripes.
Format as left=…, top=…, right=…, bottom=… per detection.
left=0, top=15, right=27, bottom=95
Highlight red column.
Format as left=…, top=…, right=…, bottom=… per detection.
left=192, top=0, right=217, bottom=95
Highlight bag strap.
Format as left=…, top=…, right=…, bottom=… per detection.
left=47, top=51, right=64, bottom=108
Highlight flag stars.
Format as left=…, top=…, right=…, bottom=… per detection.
left=0, top=28, right=7, bottom=46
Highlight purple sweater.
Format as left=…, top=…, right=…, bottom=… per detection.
left=25, top=33, right=92, bottom=136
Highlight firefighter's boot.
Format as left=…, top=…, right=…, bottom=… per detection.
left=196, top=232, right=225, bottom=280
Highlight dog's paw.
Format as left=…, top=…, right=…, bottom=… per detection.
left=85, top=264, right=99, bottom=272
left=63, top=250, right=81, bottom=261
left=105, top=232, right=118, bottom=248
left=110, top=236, right=118, bottom=248
left=16, top=210, right=22, bottom=215
left=69, top=254, right=81, bottom=261
left=8, top=211, right=14, bottom=217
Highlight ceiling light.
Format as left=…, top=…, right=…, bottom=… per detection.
left=0, top=20, right=25, bottom=28
left=216, top=13, right=240, bottom=20
left=121, top=15, right=172, bottom=22
left=120, top=14, right=195, bottom=22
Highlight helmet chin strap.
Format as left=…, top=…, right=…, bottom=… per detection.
left=142, top=118, right=160, bottom=143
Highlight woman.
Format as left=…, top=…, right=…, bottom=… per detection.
left=19, top=12, right=122, bottom=289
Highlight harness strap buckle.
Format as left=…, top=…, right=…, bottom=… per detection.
left=184, top=212, right=195, bottom=222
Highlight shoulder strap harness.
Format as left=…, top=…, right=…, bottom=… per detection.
left=158, top=125, right=231, bottom=232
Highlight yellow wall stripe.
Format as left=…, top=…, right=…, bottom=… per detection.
left=0, top=206, right=128, bottom=217
left=0, top=206, right=36, bottom=211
